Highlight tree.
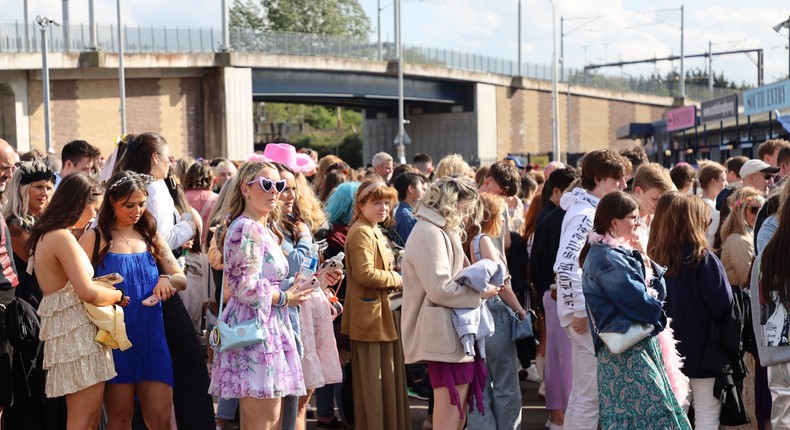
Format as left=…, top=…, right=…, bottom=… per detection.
left=231, top=0, right=371, bottom=39
left=230, top=0, right=266, bottom=29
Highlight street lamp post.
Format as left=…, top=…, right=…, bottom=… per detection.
left=517, top=0, right=522, bottom=75
left=117, top=0, right=126, bottom=135
left=221, top=0, right=230, bottom=51
left=62, top=0, right=70, bottom=51
left=773, top=16, right=790, bottom=78
left=549, top=0, right=560, bottom=162
left=378, top=0, right=383, bottom=60
left=394, top=0, right=406, bottom=164
left=36, top=16, right=59, bottom=153
left=88, top=0, right=96, bottom=50
left=23, top=0, right=30, bottom=51
left=679, top=5, right=685, bottom=98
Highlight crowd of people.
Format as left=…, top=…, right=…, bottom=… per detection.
left=1, top=132, right=790, bottom=430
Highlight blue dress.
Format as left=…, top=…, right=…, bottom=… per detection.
left=96, top=252, right=174, bottom=386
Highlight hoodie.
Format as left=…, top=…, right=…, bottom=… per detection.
left=553, top=187, right=600, bottom=327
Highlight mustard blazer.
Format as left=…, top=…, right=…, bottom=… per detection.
left=340, top=218, right=402, bottom=342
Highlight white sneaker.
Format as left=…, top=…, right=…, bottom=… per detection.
left=525, top=364, right=540, bottom=382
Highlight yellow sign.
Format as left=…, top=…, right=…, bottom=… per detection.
left=530, top=155, right=550, bottom=168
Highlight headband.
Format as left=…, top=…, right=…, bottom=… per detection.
left=108, top=173, right=154, bottom=192
left=18, top=161, right=55, bottom=186
left=358, top=181, right=387, bottom=201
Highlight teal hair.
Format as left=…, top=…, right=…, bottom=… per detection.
left=325, top=181, right=360, bottom=226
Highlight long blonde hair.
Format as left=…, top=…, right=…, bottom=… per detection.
left=720, top=186, right=764, bottom=239
left=416, top=176, right=482, bottom=240
left=218, top=161, right=282, bottom=253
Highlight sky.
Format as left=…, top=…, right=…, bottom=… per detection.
left=2, top=0, right=789, bottom=88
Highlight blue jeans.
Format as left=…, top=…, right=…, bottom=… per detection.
left=215, top=397, right=239, bottom=421
left=466, top=298, right=522, bottom=430
left=315, top=382, right=345, bottom=421
left=281, top=395, right=298, bottom=430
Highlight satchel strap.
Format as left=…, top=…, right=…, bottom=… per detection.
left=585, top=304, right=600, bottom=335
left=216, top=218, right=240, bottom=324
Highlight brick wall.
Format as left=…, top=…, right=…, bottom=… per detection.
left=27, top=75, right=202, bottom=159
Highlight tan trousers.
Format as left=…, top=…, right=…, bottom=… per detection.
left=350, top=316, right=411, bottom=430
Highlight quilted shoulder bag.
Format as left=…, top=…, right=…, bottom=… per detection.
left=208, top=227, right=267, bottom=352
left=587, top=304, right=653, bottom=355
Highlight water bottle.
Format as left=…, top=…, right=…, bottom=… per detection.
left=298, top=243, right=320, bottom=290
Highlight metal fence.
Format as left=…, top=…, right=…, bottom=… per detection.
left=0, top=20, right=732, bottom=100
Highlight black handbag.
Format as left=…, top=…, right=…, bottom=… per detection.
left=3, top=297, right=40, bottom=348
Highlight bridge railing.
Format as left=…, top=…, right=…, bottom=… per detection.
left=0, top=20, right=732, bottom=101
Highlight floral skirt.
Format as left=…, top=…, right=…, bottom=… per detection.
left=597, top=336, right=691, bottom=430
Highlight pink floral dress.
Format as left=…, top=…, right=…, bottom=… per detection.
left=208, top=215, right=306, bottom=399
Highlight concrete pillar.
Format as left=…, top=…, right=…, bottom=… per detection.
left=475, top=83, right=498, bottom=166
left=204, top=66, right=253, bottom=160
left=0, top=72, right=31, bottom=152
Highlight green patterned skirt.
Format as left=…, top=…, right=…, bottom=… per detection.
left=597, top=335, right=691, bottom=430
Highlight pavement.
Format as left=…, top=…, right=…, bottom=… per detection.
left=220, top=379, right=549, bottom=430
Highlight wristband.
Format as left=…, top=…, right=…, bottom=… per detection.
left=115, top=287, right=125, bottom=304
left=275, top=291, right=287, bottom=307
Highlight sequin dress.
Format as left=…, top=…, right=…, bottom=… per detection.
left=208, top=216, right=306, bottom=399
left=95, top=252, right=174, bottom=385
left=38, top=282, right=116, bottom=398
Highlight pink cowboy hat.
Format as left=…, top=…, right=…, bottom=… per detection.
left=249, top=143, right=317, bottom=173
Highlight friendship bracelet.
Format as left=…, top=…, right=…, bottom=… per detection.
left=275, top=291, right=287, bottom=307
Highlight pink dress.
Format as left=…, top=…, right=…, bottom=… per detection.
left=208, top=216, right=306, bottom=399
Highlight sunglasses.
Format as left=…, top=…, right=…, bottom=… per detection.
left=747, top=205, right=761, bottom=215
left=764, top=174, right=774, bottom=180
left=247, top=177, right=287, bottom=193
left=625, top=214, right=643, bottom=225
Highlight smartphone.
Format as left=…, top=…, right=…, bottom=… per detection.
left=296, top=276, right=320, bottom=292
left=142, top=295, right=160, bottom=306
left=93, top=273, right=124, bottom=285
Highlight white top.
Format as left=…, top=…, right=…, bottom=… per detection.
left=147, top=180, right=194, bottom=250
left=702, top=197, right=720, bottom=248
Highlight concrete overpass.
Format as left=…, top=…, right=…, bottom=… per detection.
left=0, top=32, right=679, bottom=165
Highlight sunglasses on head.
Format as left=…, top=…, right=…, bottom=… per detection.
left=247, top=177, right=287, bottom=193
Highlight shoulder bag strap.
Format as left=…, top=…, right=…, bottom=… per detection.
left=91, top=227, right=101, bottom=271
left=217, top=217, right=241, bottom=323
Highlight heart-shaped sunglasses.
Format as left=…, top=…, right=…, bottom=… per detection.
left=247, top=177, right=287, bottom=193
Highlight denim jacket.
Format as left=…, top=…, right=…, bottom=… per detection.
left=582, top=242, right=667, bottom=351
